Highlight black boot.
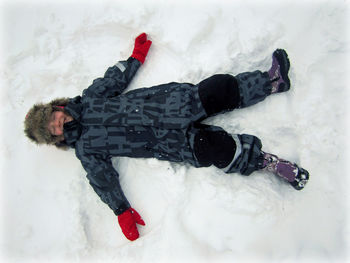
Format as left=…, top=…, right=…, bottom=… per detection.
left=267, top=49, right=291, bottom=93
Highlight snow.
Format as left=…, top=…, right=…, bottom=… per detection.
left=1, top=0, right=349, bottom=262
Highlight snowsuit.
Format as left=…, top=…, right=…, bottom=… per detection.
left=62, top=57, right=272, bottom=215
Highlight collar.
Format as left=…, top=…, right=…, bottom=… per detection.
left=62, top=96, right=83, bottom=148
left=64, top=96, right=83, bottom=122
left=63, top=119, right=82, bottom=148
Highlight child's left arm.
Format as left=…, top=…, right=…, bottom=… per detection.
left=84, top=33, right=152, bottom=98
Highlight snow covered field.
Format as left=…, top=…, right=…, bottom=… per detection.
left=1, top=0, right=349, bottom=262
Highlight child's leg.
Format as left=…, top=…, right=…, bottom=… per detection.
left=197, top=49, right=291, bottom=115
left=237, top=49, right=291, bottom=108
left=189, top=123, right=309, bottom=190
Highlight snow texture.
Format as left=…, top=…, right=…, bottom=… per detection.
left=1, top=0, right=349, bottom=262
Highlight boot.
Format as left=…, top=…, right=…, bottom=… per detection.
left=260, top=151, right=309, bottom=190
left=268, top=49, right=291, bottom=93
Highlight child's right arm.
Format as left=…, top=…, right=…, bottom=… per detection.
left=83, top=33, right=152, bottom=98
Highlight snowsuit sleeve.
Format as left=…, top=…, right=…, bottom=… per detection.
left=84, top=57, right=141, bottom=98
left=78, top=150, right=131, bottom=216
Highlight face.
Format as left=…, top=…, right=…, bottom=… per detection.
left=47, top=111, right=73, bottom=136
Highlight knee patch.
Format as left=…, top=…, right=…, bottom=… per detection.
left=193, top=125, right=236, bottom=168
left=198, top=74, right=240, bottom=116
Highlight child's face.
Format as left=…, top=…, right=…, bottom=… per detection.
left=47, top=111, right=72, bottom=136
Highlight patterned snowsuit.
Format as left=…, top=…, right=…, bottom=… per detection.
left=63, top=57, right=272, bottom=215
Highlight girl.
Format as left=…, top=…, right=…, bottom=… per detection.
left=24, top=33, right=309, bottom=241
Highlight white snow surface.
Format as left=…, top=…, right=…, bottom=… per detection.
left=1, top=0, right=349, bottom=262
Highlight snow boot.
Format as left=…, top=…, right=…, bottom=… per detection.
left=268, top=49, right=291, bottom=93
left=260, top=152, right=309, bottom=190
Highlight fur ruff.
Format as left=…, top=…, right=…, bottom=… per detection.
left=24, top=98, right=70, bottom=146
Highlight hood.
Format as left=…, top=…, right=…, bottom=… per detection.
left=24, top=97, right=70, bottom=145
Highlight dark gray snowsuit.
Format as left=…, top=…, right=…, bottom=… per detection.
left=63, top=57, right=272, bottom=215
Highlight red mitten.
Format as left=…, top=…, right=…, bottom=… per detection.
left=131, top=33, right=152, bottom=64
left=118, top=208, right=145, bottom=241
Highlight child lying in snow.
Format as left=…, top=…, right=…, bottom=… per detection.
left=24, top=33, right=309, bottom=241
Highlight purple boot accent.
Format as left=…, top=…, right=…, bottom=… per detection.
left=276, top=161, right=299, bottom=182
left=261, top=152, right=309, bottom=190
left=267, top=49, right=291, bottom=93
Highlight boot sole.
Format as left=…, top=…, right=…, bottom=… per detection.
left=290, top=167, right=309, bottom=190
left=273, top=49, right=291, bottom=92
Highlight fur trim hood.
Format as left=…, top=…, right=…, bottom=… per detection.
left=24, top=98, right=70, bottom=146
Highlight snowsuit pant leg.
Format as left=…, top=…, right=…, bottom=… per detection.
left=187, top=72, right=271, bottom=175
left=235, top=70, right=272, bottom=108
left=197, top=71, right=272, bottom=115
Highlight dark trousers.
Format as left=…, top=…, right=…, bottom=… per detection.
left=193, top=71, right=272, bottom=175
